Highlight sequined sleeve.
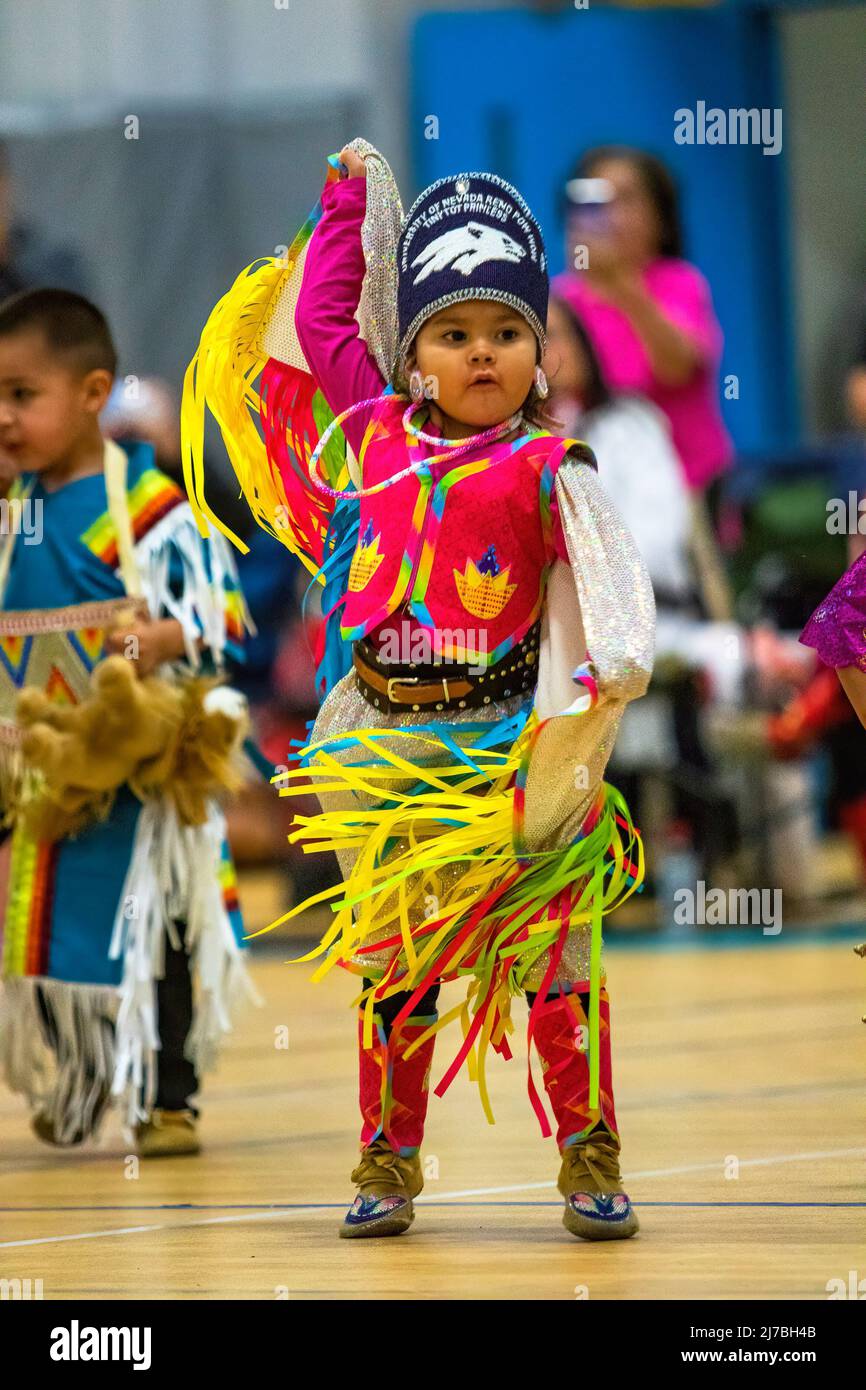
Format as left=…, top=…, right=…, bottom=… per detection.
left=552, top=458, right=656, bottom=703
left=800, top=550, right=866, bottom=670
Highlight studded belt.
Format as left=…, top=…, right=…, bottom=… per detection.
left=352, top=622, right=540, bottom=714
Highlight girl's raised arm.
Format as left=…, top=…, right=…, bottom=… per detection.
left=295, top=152, right=387, bottom=457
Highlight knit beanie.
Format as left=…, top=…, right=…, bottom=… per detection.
left=396, top=172, right=549, bottom=361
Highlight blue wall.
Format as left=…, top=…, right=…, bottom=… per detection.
left=410, top=7, right=797, bottom=456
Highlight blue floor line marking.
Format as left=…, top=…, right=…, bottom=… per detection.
left=1, top=1201, right=864, bottom=1212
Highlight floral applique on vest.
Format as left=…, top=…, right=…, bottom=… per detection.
left=454, top=544, right=517, bottom=621
left=348, top=519, right=385, bottom=592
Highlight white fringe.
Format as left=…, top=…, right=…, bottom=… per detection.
left=0, top=799, right=257, bottom=1139
left=130, top=502, right=252, bottom=672
left=109, top=797, right=258, bottom=1129
left=0, top=977, right=117, bottom=1144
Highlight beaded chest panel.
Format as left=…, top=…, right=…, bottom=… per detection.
left=0, top=598, right=149, bottom=745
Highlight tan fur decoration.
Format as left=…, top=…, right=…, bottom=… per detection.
left=15, top=656, right=248, bottom=842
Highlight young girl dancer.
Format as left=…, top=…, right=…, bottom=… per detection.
left=183, top=141, right=655, bottom=1239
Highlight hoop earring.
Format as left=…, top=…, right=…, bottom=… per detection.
left=409, top=368, right=425, bottom=403
left=533, top=365, right=549, bottom=400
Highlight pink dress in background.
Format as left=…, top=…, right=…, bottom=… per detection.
left=553, top=260, right=733, bottom=492
left=800, top=552, right=866, bottom=671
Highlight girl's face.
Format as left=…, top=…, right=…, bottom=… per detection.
left=411, top=301, right=536, bottom=435
left=544, top=300, right=589, bottom=402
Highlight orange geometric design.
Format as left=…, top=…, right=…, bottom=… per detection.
left=43, top=666, right=79, bottom=706
left=72, top=627, right=105, bottom=665
left=0, top=634, right=27, bottom=675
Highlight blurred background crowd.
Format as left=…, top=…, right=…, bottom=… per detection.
left=1, top=0, right=865, bottom=936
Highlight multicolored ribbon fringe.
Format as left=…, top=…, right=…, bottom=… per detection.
left=250, top=705, right=644, bottom=1133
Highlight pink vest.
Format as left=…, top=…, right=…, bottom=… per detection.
left=340, top=396, right=581, bottom=667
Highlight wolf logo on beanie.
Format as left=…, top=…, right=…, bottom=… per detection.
left=397, top=173, right=549, bottom=360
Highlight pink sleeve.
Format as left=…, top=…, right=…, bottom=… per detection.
left=294, top=177, right=386, bottom=457
left=654, top=262, right=724, bottom=365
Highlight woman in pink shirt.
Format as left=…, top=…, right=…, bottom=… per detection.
left=554, top=146, right=733, bottom=499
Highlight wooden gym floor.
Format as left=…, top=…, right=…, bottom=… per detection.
left=0, top=932, right=864, bottom=1300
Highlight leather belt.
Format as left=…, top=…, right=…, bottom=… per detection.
left=352, top=623, right=540, bottom=714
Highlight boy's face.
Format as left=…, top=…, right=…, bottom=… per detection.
left=412, top=301, right=537, bottom=430
left=0, top=328, right=111, bottom=473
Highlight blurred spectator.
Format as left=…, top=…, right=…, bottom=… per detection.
left=0, top=138, right=91, bottom=300
left=103, top=376, right=179, bottom=468
left=101, top=375, right=254, bottom=541
left=544, top=293, right=737, bottom=890
left=545, top=293, right=693, bottom=606
left=846, top=301, right=866, bottom=434
left=841, top=298, right=866, bottom=563
left=554, top=145, right=733, bottom=509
